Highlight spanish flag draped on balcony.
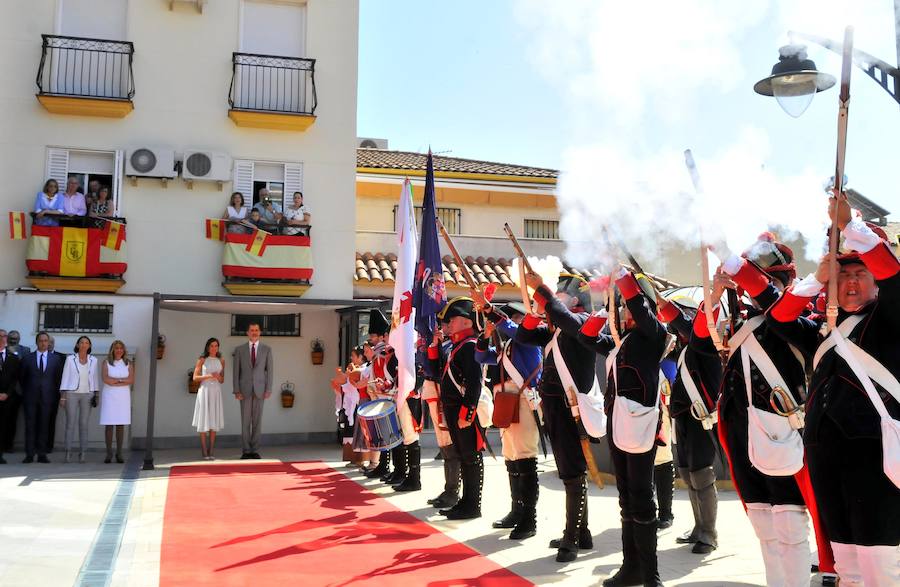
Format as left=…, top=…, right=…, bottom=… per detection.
left=26, top=225, right=127, bottom=277
left=222, top=229, right=313, bottom=281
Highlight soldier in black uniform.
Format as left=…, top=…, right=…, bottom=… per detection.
left=718, top=235, right=816, bottom=587
left=431, top=297, right=484, bottom=520
left=658, top=295, right=722, bottom=555
left=517, top=272, right=596, bottom=563
left=579, top=269, right=668, bottom=587
left=424, top=317, right=460, bottom=509
left=766, top=199, right=900, bottom=586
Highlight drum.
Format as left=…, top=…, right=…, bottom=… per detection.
left=355, top=399, right=402, bottom=451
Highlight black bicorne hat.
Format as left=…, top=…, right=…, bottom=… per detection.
left=368, top=309, right=390, bottom=336
left=556, top=273, right=592, bottom=311
left=438, top=297, right=477, bottom=324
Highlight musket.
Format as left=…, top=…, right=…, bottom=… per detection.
left=503, top=223, right=537, bottom=314
left=826, top=26, right=854, bottom=333
left=437, top=217, right=481, bottom=293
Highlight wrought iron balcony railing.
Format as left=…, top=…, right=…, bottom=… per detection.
left=36, top=35, right=135, bottom=100
left=228, top=52, right=317, bottom=115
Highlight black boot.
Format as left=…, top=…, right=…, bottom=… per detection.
left=633, top=519, right=664, bottom=586
left=555, top=475, right=587, bottom=562
left=394, top=442, right=421, bottom=492
left=366, top=451, right=389, bottom=478
left=654, top=462, right=675, bottom=530
left=443, top=452, right=483, bottom=520
left=429, top=447, right=460, bottom=509
left=550, top=475, right=592, bottom=551
left=384, top=445, right=406, bottom=483
left=492, top=460, right=521, bottom=529
left=602, top=519, right=643, bottom=586
left=390, top=444, right=412, bottom=487
left=510, top=457, right=538, bottom=540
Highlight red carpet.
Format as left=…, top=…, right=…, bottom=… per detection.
left=160, top=461, right=532, bottom=587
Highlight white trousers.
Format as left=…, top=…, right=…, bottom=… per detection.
left=746, top=503, right=810, bottom=587
left=832, top=541, right=900, bottom=586
left=499, top=391, right=540, bottom=461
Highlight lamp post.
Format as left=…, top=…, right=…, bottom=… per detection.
left=754, top=2, right=900, bottom=114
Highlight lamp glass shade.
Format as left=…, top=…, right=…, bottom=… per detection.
left=771, top=73, right=818, bottom=117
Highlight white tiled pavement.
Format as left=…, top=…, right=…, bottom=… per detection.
left=0, top=445, right=824, bottom=586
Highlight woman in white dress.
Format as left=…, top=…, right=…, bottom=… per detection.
left=100, top=340, right=134, bottom=463
left=59, top=336, right=100, bottom=463
left=192, top=338, right=225, bottom=460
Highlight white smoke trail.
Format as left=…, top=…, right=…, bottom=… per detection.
left=511, top=256, right=563, bottom=291
left=514, top=0, right=891, bottom=275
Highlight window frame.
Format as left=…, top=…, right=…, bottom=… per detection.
left=230, top=313, right=302, bottom=337
left=393, top=205, right=462, bottom=235
left=524, top=218, right=560, bottom=240
left=38, top=303, right=114, bottom=334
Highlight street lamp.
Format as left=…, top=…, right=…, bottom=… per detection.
left=753, top=45, right=835, bottom=117
left=755, top=2, right=900, bottom=115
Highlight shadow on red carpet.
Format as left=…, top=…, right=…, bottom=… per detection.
left=160, top=460, right=532, bottom=587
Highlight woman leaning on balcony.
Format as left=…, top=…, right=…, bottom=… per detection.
left=89, top=186, right=112, bottom=218
left=33, top=178, right=64, bottom=226
left=223, top=191, right=251, bottom=234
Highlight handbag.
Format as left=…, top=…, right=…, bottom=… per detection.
left=818, top=317, right=900, bottom=489
left=493, top=359, right=542, bottom=428
left=604, top=335, right=658, bottom=453
left=739, top=339, right=804, bottom=476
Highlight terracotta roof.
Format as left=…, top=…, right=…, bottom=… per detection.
left=354, top=252, right=679, bottom=290
left=357, top=149, right=558, bottom=180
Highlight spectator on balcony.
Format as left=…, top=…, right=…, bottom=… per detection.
left=283, top=191, right=311, bottom=236
left=252, top=189, right=282, bottom=228
left=86, top=180, right=101, bottom=210
left=223, top=192, right=250, bottom=234
left=247, top=208, right=264, bottom=229
left=90, top=187, right=113, bottom=218
left=33, top=179, right=65, bottom=226
left=62, top=177, right=87, bottom=217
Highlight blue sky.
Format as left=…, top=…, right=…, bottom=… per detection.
left=358, top=1, right=900, bottom=225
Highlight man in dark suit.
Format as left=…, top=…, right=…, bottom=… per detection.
left=0, top=329, right=22, bottom=464
left=18, top=331, right=64, bottom=463
left=3, top=330, right=29, bottom=452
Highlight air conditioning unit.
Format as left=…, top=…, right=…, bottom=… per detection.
left=357, top=137, right=389, bottom=149
left=181, top=150, right=232, bottom=182
left=126, top=147, right=177, bottom=179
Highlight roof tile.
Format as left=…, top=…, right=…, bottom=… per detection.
left=357, top=148, right=558, bottom=180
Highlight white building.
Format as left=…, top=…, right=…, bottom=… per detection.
left=0, top=0, right=362, bottom=458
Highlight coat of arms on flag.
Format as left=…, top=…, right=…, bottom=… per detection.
left=205, top=218, right=226, bottom=241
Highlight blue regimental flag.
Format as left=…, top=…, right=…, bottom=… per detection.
left=413, top=150, right=447, bottom=342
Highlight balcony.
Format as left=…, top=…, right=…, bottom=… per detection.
left=228, top=52, right=317, bottom=131
left=26, top=214, right=128, bottom=292
left=221, top=224, right=313, bottom=296
left=35, top=35, right=135, bottom=118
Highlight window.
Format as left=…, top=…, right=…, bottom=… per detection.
left=46, top=147, right=124, bottom=214
left=39, top=304, right=113, bottom=333
left=231, top=314, right=301, bottom=337
left=524, top=219, right=560, bottom=240
left=233, top=160, right=302, bottom=210
left=394, top=205, right=461, bottom=235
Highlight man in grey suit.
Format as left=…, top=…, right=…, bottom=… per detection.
left=233, top=323, right=273, bottom=459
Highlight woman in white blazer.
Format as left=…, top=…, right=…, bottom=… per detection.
left=59, top=336, right=100, bottom=463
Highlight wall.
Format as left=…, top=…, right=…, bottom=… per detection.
left=0, top=0, right=360, bottom=300
left=0, top=291, right=344, bottom=448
